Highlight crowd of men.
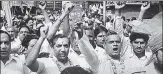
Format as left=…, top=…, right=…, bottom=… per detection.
left=0, top=1, right=162, bottom=74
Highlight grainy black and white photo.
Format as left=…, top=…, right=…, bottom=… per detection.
left=0, top=1, right=162, bottom=74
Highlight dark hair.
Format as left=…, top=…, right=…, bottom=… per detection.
left=94, top=26, right=108, bottom=37
left=60, top=66, right=92, bottom=74
left=25, top=18, right=33, bottom=24
left=105, top=30, right=119, bottom=42
left=38, top=52, right=50, bottom=58
left=22, top=34, right=39, bottom=48
left=130, top=32, right=149, bottom=43
left=130, top=17, right=136, bottom=21
left=123, top=23, right=127, bottom=29
left=121, top=16, right=126, bottom=21
left=19, top=25, right=30, bottom=32
left=0, top=30, right=11, bottom=41
left=52, top=34, right=70, bottom=46
left=106, top=29, right=117, bottom=36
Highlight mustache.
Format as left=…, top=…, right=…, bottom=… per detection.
left=135, top=47, right=143, bottom=49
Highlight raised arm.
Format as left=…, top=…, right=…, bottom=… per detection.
left=47, top=2, right=74, bottom=41
left=25, top=26, right=48, bottom=72
left=114, top=1, right=125, bottom=17
left=78, top=33, right=100, bottom=73
left=39, top=2, right=51, bottom=24
left=138, top=2, right=150, bottom=21
left=62, top=3, right=72, bottom=36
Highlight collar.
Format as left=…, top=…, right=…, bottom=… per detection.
left=95, top=45, right=105, bottom=52
left=79, top=54, right=85, bottom=57
left=129, top=48, right=152, bottom=60
left=1, top=55, right=18, bottom=65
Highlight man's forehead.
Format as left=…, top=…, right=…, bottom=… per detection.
left=7, top=27, right=14, bottom=30
left=20, top=27, right=29, bottom=31
left=134, top=38, right=145, bottom=42
left=55, top=38, right=69, bottom=44
left=106, top=35, right=121, bottom=40
left=85, top=30, right=94, bottom=35
left=0, top=33, right=10, bottom=41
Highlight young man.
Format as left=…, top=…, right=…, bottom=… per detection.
left=124, top=32, right=152, bottom=73
left=94, top=26, right=108, bottom=61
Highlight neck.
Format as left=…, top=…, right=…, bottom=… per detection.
left=58, top=57, right=68, bottom=64
left=97, top=44, right=104, bottom=49
left=11, top=38, right=14, bottom=41
left=1, top=57, right=9, bottom=64
left=135, top=51, right=145, bottom=58
left=112, top=56, right=120, bottom=61
left=75, top=51, right=81, bottom=55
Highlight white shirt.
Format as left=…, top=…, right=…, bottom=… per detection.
left=37, top=56, right=74, bottom=74
left=98, top=56, right=125, bottom=74
left=1, top=55, right=30, bottom=74
left=68, top=47, right=91, bottom=69
left=124, top=50, right=152, bottom=71
left=10, top=54, right=44, bottom=74
left=95, top=45, right=107, bottom=62
left=120, top=35, right=132, bottom=60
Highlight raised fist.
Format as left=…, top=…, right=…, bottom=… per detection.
left=114, top=1, right=126, bottom=9
left=141, top=2, right=150, bottom=11
left=63, top=2, right=74, bottom=14
left=40, top=26, right=49, bottom=38
left=38, top=1, right=46, bottom=10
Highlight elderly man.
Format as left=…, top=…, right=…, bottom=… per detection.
left=25, top=2, right=89, bottom=74
left=78, top=31, right=125, bottom=74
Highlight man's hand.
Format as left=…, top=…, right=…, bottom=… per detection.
left=17, top=45, right=26, bottom=55
left=141, top=2, right=150, bottom=11
left=38, top=1, right=46, bottom=10
left=63, top=2, right=74, bottom=14
left=40, top=26, right=49, bottom=38
left=114, top=1, right=126, bottom=9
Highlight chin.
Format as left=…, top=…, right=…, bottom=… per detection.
left=58, top=57, right=67, bottom=61
left=0, top=55, right=9, bottom=60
